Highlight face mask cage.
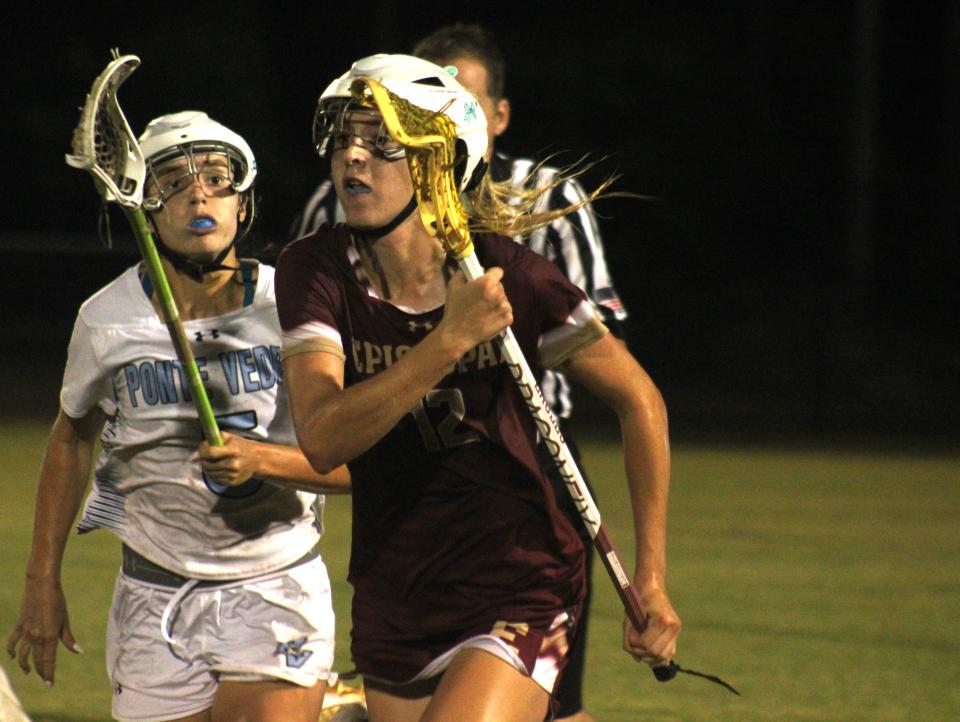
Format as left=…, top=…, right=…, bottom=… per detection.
left=313, top=99, right=406, bottom=161
left=143, top=142, right=248, bottom=210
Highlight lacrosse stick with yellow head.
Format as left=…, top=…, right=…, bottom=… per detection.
left=334, top=55, right=738, bottom=694
left=66, top=49, right=222, bottom=445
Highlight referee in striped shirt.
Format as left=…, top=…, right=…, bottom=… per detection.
left=289, top=24, right=628, bottom=722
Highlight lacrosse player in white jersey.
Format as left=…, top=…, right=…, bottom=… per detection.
left=7, top=111, right=349, bottom=722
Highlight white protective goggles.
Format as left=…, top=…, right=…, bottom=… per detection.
left=313, top=100, right=406, bottom=161
left=144, top=143, right=246, bottom=210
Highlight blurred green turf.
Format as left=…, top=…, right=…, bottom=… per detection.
left=2, top=420, right=958, bottom=721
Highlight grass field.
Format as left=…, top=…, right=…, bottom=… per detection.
left=1, top=418, right=958, bottom=721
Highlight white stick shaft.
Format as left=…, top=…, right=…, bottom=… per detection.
left=458, top=253, right=602, bottom=538
left=460, top=252, right=649, bottom=651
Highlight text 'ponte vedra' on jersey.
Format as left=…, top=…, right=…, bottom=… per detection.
left=123, top=346, right=283, bottom=406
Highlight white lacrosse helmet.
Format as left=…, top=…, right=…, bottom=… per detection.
left=314, top=53, right=488, bottom=192
left=139, top=111, right=257, bottom=208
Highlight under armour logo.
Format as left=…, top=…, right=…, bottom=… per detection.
left=194, top=329, right=220, bottom=342
left=276, top=637, right=313, bottom=669
left=408, top=320, right=435, bottom=333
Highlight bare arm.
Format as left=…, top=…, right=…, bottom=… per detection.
left=285, top=268, right=512, bottom=473
left=6, top=406, right=104, bottom=686
left=197, top=432, right=352, bottom=493
left=562, top=333, right=681, bottom=666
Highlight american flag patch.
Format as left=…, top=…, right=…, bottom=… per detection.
left=595, top=287, right=624, bottom=312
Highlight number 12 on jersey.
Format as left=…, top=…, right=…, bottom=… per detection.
left=408, top=388, right=480, bottom=451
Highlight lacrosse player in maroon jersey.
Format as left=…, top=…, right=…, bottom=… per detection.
left=7, top=111, right=349, bottom=722
left=291, top=29, right=625, bottom=720
left=277, top=54, right=680, bottom=722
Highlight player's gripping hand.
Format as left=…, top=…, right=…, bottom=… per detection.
left=622, top=582, right=681, bottom=668
left=6, top=576, right=82, bottom=687
left=438, top=267, right=513, bottom=356
left=196, top=432, right=259, bottom=487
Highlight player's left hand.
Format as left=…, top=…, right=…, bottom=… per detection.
left=196, top=432, right=259, bottom=486
left=622, top=582, right=681, bottom=668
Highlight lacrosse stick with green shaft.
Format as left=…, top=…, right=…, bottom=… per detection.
left=65, top=49, right=222, bottom=446
left=352, top=77, right=739, bottom=695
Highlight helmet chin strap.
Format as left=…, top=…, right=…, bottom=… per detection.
left=155, top=237, right=238, bottom=282
left=146, top=196, right=250, bottom=282
left=348, top=193, right=417, bottom=240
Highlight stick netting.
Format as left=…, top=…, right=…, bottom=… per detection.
left=66, top=51, right=144, bottom=206
left=349, top=77, right=474, bottom=259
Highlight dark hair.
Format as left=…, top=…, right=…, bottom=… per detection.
left=411, top=23, right=506, bottom=100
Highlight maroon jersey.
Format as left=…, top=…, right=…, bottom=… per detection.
left=276, top=226, right=606, bottom=682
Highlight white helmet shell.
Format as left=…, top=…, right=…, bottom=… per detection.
left=316, top=54, right=488, bottom=192
left=139, top=111, right=257, bottom=192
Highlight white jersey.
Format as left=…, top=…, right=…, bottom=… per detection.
left=63, top=262, right=322, bottom=580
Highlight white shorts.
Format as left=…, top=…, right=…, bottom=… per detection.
left=106, top=554, right=336, bottom=722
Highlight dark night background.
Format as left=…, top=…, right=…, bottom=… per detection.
left=2, top=2, right=957, bottom=445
